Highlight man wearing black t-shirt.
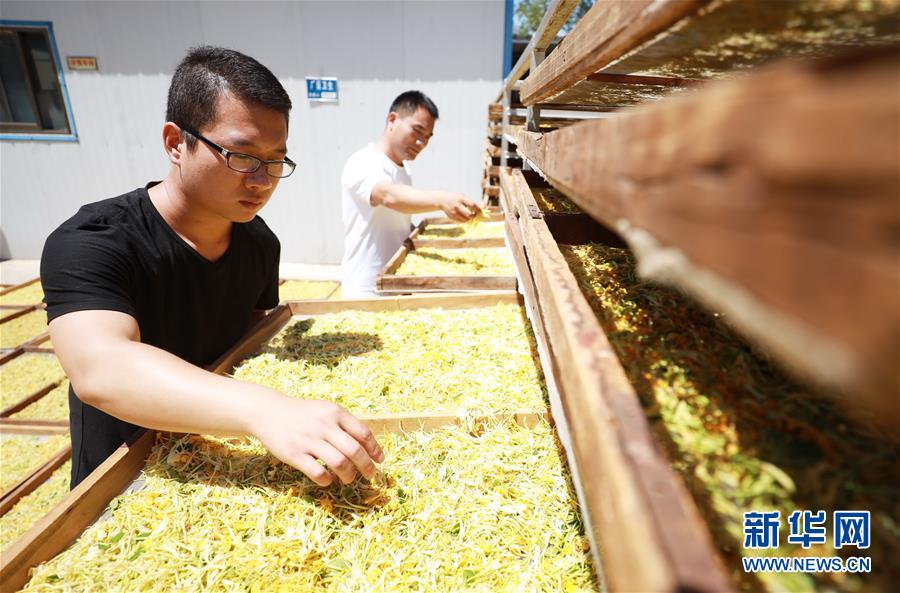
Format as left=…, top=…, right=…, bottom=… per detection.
left=42, top=46, right=383, bottom=489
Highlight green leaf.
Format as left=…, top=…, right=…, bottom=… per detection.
left=96, top=542, right=110, bottom=550
left=109, top=531, right=125, bottom=544
left=463, top=569, right=476, bottom=585
left=127, top=546, right=145, bottom=561
left=326, top=557, right=348, bottom=572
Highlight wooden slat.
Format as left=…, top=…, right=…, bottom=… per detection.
left=0, top=419, right=68, bottom=429
left=0, top=348, right=24, bottom=366
left=425, top=210, right=504, bottom=225
left=518, top=49, right=900, bottom=423
left=0, top=423, right=68, bottom=435
left=288, top=292, right=520, bottom=316
left=520, top=0, right=708, bottom=105
left=0, top=380, right=62, bottom=418
left=0, top=429, right=155, bottom=592
left=410, top=238, right=505, bottom=249
left=380, top=243, right=409, bottom=277
left=359, top=410, right=547, bottom=436
left=206, top=305, right=292, bottom=375
left=507, top=168, right=731, bottom=592
left=0, top=277, right=40, bottom=297
left=0, top=304, right=39, bottom=325
left=502, top=0, right=581, bottom=90
left=0, top=444, right=71, bottom=516
left=377, top=275, right=517, bottom=293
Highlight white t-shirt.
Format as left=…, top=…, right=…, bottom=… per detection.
left=341, top=143, right=412, bottom=297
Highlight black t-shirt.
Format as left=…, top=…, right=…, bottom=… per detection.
left=41, top=184, right=280, bottom=487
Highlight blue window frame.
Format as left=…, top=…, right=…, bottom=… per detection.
left=0, top=20, right=77, bottom=141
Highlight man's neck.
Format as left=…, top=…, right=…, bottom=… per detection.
left=148, top=176, right=232, bottom=260
left=375, top=136, right=403, bottom=166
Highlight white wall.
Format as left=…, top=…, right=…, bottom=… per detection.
left=0, top=0, right=504, bottom=263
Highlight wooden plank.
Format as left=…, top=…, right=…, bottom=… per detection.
left=22, top=347, right=55, bottom=355
left=508, top=168, right=731, bottom=592
left=289, top=292, right=520, bottom=316
left=411, top=238, right=505, bottom=249
left=25, top=333, right=51, bottom=347
left=0, top=348, right=24, bottom=366
left=0, top=423, right=69, bottom=435
left=0, top=304, right=39, bottom=325
left=381, top=243, right=409, bottom=277
left=0, top=380, right=63, bottom=418
left=425, top=210, right=504, bottom=225
left=206, top=305, right=292, bottom=375
left=520, top=0, right=708, bottom=105
left=0, top=429, right=155, bottom=592
left=359, top=410, right=547, bottom=436
left=518, top=49, right=900, bottom=423
left=0, top=278, right=39, bottom=297
left=378, top=275, right=517, bottom=293
left=587, top=72, right=700, bottom=87
left=502, top=0, right=581, bottom=90
left=0, top=444, right=71, bottom=516
left=0, top=419, right=68, bottom=429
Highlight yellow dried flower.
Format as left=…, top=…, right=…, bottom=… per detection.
left=419, top=221, right=505, bottom=240
left=279, top=281, right=339, bottom=302
left=0, top=310, right=48, bottom=348
left=23, top=420, right=598, bottom=592
left=10, top=381, right=70, bottom=421
left=233, top=304, right=547, bottom=413
left=396, top=248, right=514, bottom=276
left=0, top=354, right=65, bottom=409
left=0, top=282, right=44, bottom=307
left=1, top=460, right=71, bottom=551
left=0, top=433, right=69, bottom=493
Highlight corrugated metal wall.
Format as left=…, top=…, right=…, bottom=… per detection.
left=0, top=1, right=503, bottom=263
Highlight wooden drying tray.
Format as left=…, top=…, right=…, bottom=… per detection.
left=407, top=220, right=505, bottom=250
left=0, top=349, right=67, bottom=432
left=500, top=167, right=731, bottom=593
left=376, top=241, right=517, bottom=294
left=0, top=305, right=50, bottom=356
left=0, top=278, right=43, bottom=311
left=0, top=432, right=71, bottom=516
left=520, top=0, right=899, bottom=107
left=518, top=48, right=900, bottom=426
left=0, top=292, right=559, bottom=591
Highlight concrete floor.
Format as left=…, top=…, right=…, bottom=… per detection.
left=0, top=259, right=340, bottom=285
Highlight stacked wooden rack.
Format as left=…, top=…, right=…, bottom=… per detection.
left=489, top=0, right=899, bottom=591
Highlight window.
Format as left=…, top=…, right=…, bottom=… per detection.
left=0, top=21, right=75, bottom=139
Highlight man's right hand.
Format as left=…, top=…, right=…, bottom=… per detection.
left=250, top=397, right=385, bottom=487
left=438, top=192, right=482, bottom=222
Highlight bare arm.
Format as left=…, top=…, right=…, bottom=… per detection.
left=370, top=181, right=482, bottom=222
left=50, top=309, right=384, bottom=486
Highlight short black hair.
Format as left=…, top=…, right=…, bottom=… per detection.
left=166, top=46, right=292, bottom=150
left=388, top=90, right=439, bottom=120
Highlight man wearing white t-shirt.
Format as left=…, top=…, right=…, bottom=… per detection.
left=341, top=91, right=481, bottom=297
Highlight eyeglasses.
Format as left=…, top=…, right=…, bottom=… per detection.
left=180, top=126, right=296, bottom=178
